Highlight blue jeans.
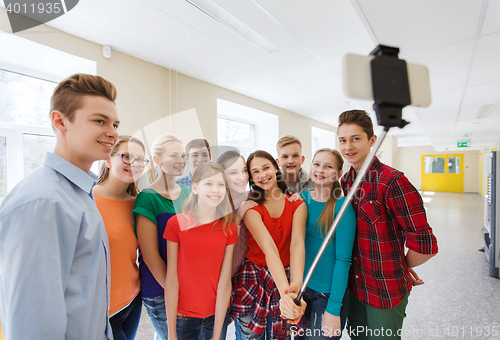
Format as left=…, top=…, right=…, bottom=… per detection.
left=143, top=295, right=168, bottom=340
left=302, top=288, right=348, bottom=340
left=176, top=310, right=229, bottom=340
left=110, top=294, right=142, bottom=340
left=236, top=307, right=271, bottom=340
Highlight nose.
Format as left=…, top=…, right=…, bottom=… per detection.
left=106, top=126, right=119, bottom=141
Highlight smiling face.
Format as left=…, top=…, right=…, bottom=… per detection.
left=187, top=147, right=211, bottom=174
left=107, top=141, right=146, bottom=184
left=154, top=141, right=186, bottom=177
left=224, top=157, right=249, bottom=195
left=249, top=156, right=278, bottom=191
left=55, top=95, right=120, bottom=171
left=192, top=172, right=227, bottom=208
left=310, top=151, right=342, bottom=187
left=277, top=143, right=305, bottom=178
left=337, top=123, right=377, bottom=171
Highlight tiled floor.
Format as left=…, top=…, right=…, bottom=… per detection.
left=136, top=192, right=500, bottom=339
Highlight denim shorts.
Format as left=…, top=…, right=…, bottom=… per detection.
left=142, top=295, right=168, bottom=340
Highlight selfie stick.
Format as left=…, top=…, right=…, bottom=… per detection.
left=294, top=45, right=412, bottom=305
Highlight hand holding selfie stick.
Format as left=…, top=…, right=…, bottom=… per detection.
left=294, top=45, right=413, bottom=306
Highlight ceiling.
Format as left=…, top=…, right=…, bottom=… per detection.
left=5, top=0, right=500, bottom=150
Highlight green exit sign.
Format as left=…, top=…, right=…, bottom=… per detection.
left=457, top=141, right=471, bottom=148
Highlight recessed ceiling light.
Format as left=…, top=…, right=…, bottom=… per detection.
left=184, top=0, right=279, bottom=54
left=476, top=104, right=498, bottom=119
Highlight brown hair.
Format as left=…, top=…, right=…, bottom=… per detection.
left=186, top=139, right=211, bottom=158
left=247, top=150, right=288, bottom=204
left=313, top=148, right=344, bottom=237
left=276, top=135, right=302, bottom=151
left=50, top=74, right=117, bottom=124
left=182, top=162, right=234, bottom=234
left=216, top=150, right=245, bottom=171
left=97, top=135, right=146, bottom=197
left=337, top=110, right=374, bottom=139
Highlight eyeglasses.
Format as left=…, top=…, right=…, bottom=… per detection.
left=112, top=153, right=150, bottom=167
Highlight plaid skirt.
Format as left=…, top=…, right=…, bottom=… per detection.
left=230, top=258, right=306, bottom=339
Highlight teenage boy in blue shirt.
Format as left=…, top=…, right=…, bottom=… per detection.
left=0, top=74, right=120, bottom=340
left=176, top=138, right=211, bottom=187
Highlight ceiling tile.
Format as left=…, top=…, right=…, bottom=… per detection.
left=415, top=88, right=463, bottom=112
left=48, top=14, right=119, bottom=46
left=154, top=0, right=270, bottom=60
left=112, top=36, right=215, bottom=80
left=212, top=0, right=300, bottom=50
left=257, top=43, right=334, bottom=86
left=458, top=106, right=480, bottom=121
left=417, top=108, right=459, bottom=125
left=218, top=62, right=299, bottom=95
left=404, top=40, right=473, bottom=92
left=304, top=21, right=374, bottom=74
left=481, top=0, right=500, bottom=35
left=357, top=0, right=482, bottom=55
left=468, top=32, right=500, bottom=86
left=462, top=82, right=500, bottom=107
left=254, top=0, right=359, bottom=42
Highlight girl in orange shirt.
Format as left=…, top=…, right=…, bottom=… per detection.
left=93, top=135, right=149, bottom=340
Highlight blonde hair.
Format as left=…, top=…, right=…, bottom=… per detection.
left=97, top=135, right=146, bottom=197
left=276, top=135, right=302, bottom=151
left=313, top=148, right=344, bottom=236
left=182, top=163, right=234, bottom=234
left=145, top=134, right=183, bottom=183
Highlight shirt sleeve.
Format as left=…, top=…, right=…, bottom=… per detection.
left=227, top=222, right=238, bottom=245
left=326, top=198, right=357, bottom=316
left=133, top=191, right=158, bottom=225
left=0, top=199, right=79, bottom=340
left=164, top=215, right=180, bottom=243
left=386, top=174, right=438, bottom=255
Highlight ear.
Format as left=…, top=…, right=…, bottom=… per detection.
left=370, top=135, right=377, bottom=147
left=105, top=159, right=112, bottom=168
left=153, top=155, right=161, bottom=165
left=338, top=169, right=343, bottom=178
left=301, top=155, right=305, bottom=164
left=191, top=183, right=198, bottom=195
left=51, top=110, right=67, bottom=133
left=275, top=158, right=280, bottom=166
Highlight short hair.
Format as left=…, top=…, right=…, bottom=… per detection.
left=276, top=135, right=302, bottom=151
left=337, top=110, right=374, bottom=139
left=186, top=139, right=211, bottom=157
left=50, top=73, right=117, bottom=123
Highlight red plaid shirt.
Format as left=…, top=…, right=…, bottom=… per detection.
left=341, top=157, right=438, bottom=309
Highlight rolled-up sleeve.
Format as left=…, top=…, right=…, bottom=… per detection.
left=386, top=175, right=438, bottom=255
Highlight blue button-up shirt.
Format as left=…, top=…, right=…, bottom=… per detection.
left=175, top=172, right=192, bottom=187
left=0, top=152, right=113, bottom=340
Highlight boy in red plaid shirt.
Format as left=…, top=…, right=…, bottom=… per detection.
left=337, top=110, right=438, bottom=339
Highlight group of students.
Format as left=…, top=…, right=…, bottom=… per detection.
left=0, top=73, right=438, bottom=340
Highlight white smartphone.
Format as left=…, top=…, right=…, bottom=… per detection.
left=343, top=53, right=432, bottom=107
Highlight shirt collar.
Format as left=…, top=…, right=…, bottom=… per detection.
left=43, top=152, right=97, bottom=196
left=346, top=156, right=381, bottom=182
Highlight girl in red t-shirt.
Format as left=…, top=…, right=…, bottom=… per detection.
left=230, top=150, right=307, bottom=340
left=164, top=163, right=237, bottom=340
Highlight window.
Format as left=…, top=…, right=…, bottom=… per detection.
left=311, top=126, right=336, bottom=155
left=424, top=156, right=445, bottom=174
left=217, top=99, right=279, bottom=159
left=0, top=69, right=58, bottom=197
left=217, top=118, right=255, bottom=158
